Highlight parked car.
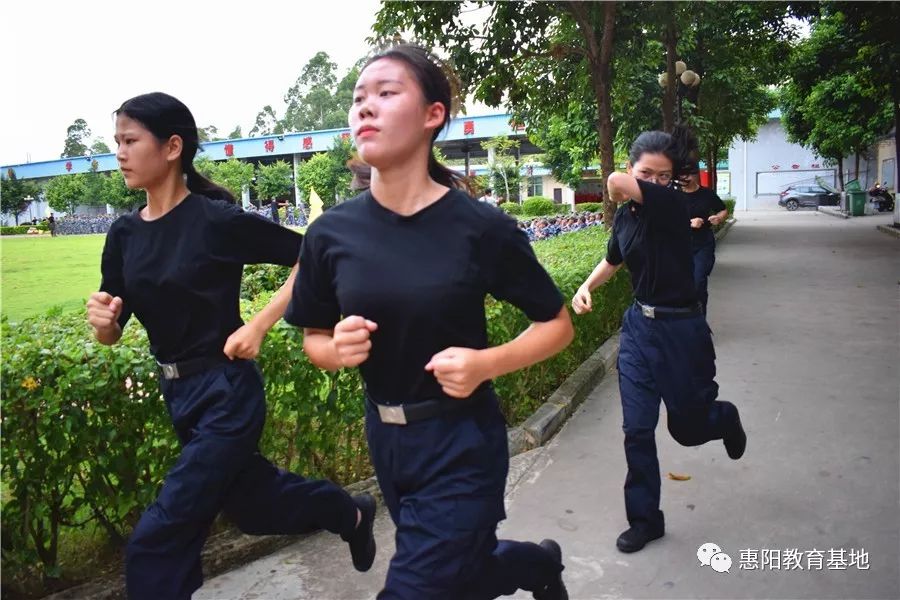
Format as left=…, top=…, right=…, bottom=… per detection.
left=778, top=185, right=841, bottom=210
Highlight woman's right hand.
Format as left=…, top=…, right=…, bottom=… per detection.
left=690, top=217, right=705, bottom=229
left=332, top=315, right=378, bottom=367
left=86, top=292, right=123, bottom=331
left=571, top=285, right=593, bottom=315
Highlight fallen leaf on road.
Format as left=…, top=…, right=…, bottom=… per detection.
left=667, top=472, right=691, bottom=481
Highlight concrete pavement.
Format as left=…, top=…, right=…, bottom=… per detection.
left=197, top=210, right=899, bottom=600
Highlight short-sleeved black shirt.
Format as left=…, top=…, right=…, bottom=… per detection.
left=100, top=194, right=302, bottom=363
left=686, top=186, right=727, bottom=244
left=285, top=189, right=564, bottom=404
left=605, top=179, right=697, bottom=307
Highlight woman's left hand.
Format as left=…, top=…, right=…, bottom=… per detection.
left=425, top=347, right=490, bottom=399
left=224, top=323, right=265, bottom=359
left=708, top=214, right=724, bottom=226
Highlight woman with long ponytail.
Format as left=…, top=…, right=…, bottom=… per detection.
left=572, top=125, right=747, bottom=554
left=86, top=92, right=376, bottom=600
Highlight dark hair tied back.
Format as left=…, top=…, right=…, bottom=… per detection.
left=363, top=44, right=471, bottom=194
left=628, top=125, right=701, bottom=179
left=115, top=92, right=235, bottom=203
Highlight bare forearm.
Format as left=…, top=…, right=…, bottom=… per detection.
left=582, top=259, right=621, bottom=292
left=93, top=324, right=122, bottom=346
left=481, top=307, right=574, bottom=380
left=245, top=263, right=299, bottom=335
left=608, top=172, right=642, bottom=204
left=303, top=330, right=342, bottom=371
left=715, top=209, right=728, bottom=221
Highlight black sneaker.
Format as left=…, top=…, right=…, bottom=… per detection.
left=616, top=524, right=664, bottom=553
left=533, top=539, right=568, bottom=600
left=348, top=493, right=376, bottom=572
left=724, top=408, right=747, bottom=460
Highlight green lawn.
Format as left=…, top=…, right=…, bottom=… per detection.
left=1, top=235, right=106, bottom=323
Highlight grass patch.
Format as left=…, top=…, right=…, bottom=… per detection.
left=1, top=235, right=106, bottom=323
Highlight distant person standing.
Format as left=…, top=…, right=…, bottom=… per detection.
left=269, top=199, right=280, bottom=224
left=48, top=214, right=57, bottom=237
left=682, top=170, right=727, bottom=316
left=479, top=188, right=498, bottom=207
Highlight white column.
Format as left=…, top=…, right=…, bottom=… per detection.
left=742, top=139, right=749, bottom=211
left=241, top=184, right=250, bottom=210
left=292, top=153, right=302, bottom=206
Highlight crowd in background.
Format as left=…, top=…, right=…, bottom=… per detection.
left=518, top=212, right=604, bottom=241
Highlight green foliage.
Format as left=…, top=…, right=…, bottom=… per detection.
left=90, top=140, right=111, bottom=154
left=499, top=202, right=523, bottom=216
left=296, top=136, right=353, bottom=208
left=253, top=161, right=294, bottom=201
left=100, top=170, right=145, bottom=210
left=575, top=202, right=603, bottom=213
left=481, top=136, right=522, bottom=202
left=44, top=174, right=86, bottom=214
left=1, top=225, right=31, bottom=235
left=521, top=196, right=557, bottom=217
left=780, top=5, right=895, bottom=186
left=248, top=105, right=283, bottom=138
left=194, top=158, right=255, bottom=200
left=240, top=263, right=292, bottom=300
left=723, top=198, right=735, bottom=218
left=1, top=227, right=632, bottom=593
left=1, top=171, right=42, bottom=225
left=61, top=119, right=91, bottom=159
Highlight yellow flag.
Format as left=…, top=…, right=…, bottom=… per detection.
left=308, top=188, right=324, bottom=224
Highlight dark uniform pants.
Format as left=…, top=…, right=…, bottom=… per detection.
left=125, top=360, right=357, bottom=600
left=691, top=235, right=716, bottom=315
left=617, top=305, right=739, bottom=530
left=365, top=392, right=562, bottom=599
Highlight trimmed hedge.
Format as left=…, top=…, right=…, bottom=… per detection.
left=521, top=196, right=557, bottom=217
left=723, top=198, right=736, bottom=217
left=575, top=202, right=603, bottom=213
left=1, top=227, right=631, bottom=593
left=1, top=226, right=30, bottom=235
left=499, top=202, right=523, bottom=216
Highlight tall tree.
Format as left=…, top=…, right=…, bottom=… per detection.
left=248, top=106, right=283, bottom=137
left=45, top=174, right=87, bottom=214
left=226, top=125, right=243, bottom=139
left=781, top=6, right=894, bottom=190
left=61, top=118, right=91, bottom=158
left=100, top=170, right=145, bottom=211
left=90, top=139, right=111, bottom=154
left=198, top=125, right=221, bottom=143
left=1, top=171, right=42, bottom=225
left=253, top=160, right=294, bottom=201
left=296, top=136, right=354, bottom=209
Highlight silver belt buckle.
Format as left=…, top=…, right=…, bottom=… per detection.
left=640, top=304, right=656, bottom=319
left=377, top=404, right=408, bottom=425
left=159, top=362, right=180, bottom=379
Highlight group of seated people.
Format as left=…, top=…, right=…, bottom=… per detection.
left=518, top=211, right=604, bottom=242
left=54, top=213, right=119, bottom=235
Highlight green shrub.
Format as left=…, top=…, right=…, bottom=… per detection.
left=723, top=198, right=736, bottom=218
left=1, top=226, right=30, bottom=235
left=240, top=263, right=292, bottom=300
left=575, top=202, right=603, bottom=213
left=521, top=196, right=557, bottom=217
left=499, top=202, right=523, bottom=216
left=0, top=227, right=632, bottom=593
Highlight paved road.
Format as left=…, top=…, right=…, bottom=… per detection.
left=198, top=210, right=899, bottom=600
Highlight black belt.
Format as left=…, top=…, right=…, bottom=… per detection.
left=634, top=300, right=701, bottom=320
left=366, top=393, right=481, bottom=425
left=157, top=355, right=229, bottom=380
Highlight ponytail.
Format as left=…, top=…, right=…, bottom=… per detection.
left=184, top=160, right=235, bottom=203
left=427, top=152, right=471, bottom=194
left=629, top=124, right=701, bottom=179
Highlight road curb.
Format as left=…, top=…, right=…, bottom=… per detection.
left=876, top=224, right=900, bottom=239
left=818, top=206, right=851, bottom=219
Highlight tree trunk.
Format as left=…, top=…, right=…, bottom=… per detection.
left=708, top=145, right=718, bottom=193
left=568, top=1, right=617, bottom=228
left=837, top=157, right=845, bottom=190
left=661, top=21, right=677, bottom=133
left=855, top=152, right=860, bottom=181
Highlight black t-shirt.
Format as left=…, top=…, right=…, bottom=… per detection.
left=686, top=186, right=727, bottom=243
left=605, top=179, right=697, bottom=307
left=100, top=194, right=302, bottom=363
left=285, top=188, right=564, bottom=404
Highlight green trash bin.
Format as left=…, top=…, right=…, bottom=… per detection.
left=848, top=190, right=867, bottom=216
left=845, top=179, right=862, bottom=192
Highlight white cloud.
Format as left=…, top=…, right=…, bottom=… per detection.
left=0, top=0, right=383, bottom=165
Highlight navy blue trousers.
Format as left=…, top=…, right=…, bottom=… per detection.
left=365, top=392, right=562, bottom=599
left=125, top=360, right=358, bottom=600
left=691, top=237, right=716, bottom=316
left=617, top=305, right=739, bottom=530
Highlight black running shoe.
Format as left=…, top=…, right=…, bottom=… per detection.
left=348, top=493, right=376, bottom=572
left=533, top=538, right=568, bottom=600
